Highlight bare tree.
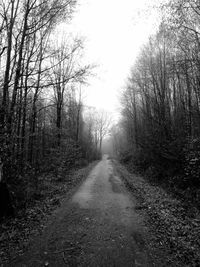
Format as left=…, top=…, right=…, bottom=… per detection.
left=0, top=0, right=92, bottom=216
left=49, top=37, right=91, bottom=146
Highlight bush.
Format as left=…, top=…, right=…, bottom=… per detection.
left=183, top=138, right=200, bottom=188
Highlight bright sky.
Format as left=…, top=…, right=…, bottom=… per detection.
left=68, top=0, right=162, bottom=116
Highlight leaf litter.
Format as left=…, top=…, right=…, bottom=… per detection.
left=0, top=161, right=98, bottom=265
left=114, top=161, right=200, bottom=266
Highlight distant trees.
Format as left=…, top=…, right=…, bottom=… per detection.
left=118, top=1, right=200, bottom=192
left=93, top=110, right=111, bottom=151
left=83, top=109, right=111, bottom=158
left=109, top=123, right=127, bottom=158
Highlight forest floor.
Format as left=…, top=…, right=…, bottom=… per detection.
left=1, top=155, right=156, bottom=267
left=0, top=161, right=98, bottom=266
left=1, top=156, right=200, bottom=266
left=114, top=161, right=200, bottom=266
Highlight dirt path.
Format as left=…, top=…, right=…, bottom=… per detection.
left=8, top=155, right=153, bottom=267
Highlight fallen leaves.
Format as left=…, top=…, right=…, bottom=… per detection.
left=115, top=161, right=200, bottom=266
left=0, top=161, right=98, bottom=265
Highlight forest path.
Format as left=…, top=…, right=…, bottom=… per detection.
left=9, top=155, right=153, bottom=267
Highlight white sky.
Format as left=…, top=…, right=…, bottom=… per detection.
left=67, top=0, right=162, bottom=116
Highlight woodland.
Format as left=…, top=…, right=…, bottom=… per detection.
left=1, top=1, right=200, bottom=265
left=0, top=0, right=110, bottom=219
left=112, top=0, right=200, bottom=206
left=1, top=0, right=200, bottom=222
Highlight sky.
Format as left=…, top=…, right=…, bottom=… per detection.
left=66, top=0, right=162, bottom=117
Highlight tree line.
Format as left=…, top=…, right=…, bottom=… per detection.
left=0, top=0, right=109, bottom=217
left=114, top=0, right=200, bottom=200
